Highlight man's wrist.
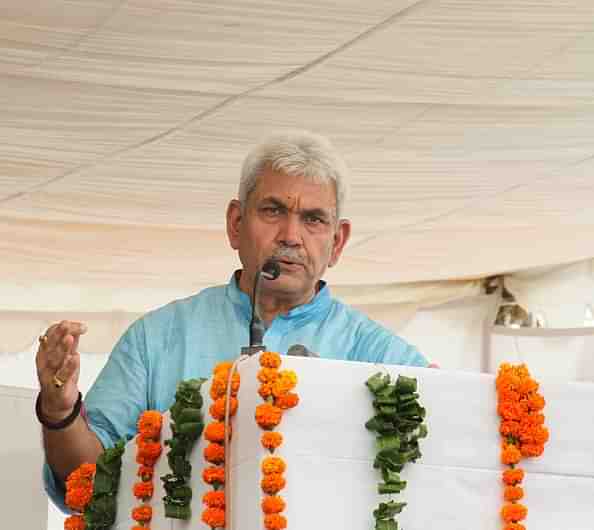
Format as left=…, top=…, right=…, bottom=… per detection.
left=36, top=392, right=83, bottom=430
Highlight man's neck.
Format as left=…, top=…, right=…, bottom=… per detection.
left=236, top=270, right=318, bottom=325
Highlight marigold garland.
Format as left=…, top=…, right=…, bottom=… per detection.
left=496, top=363, right=549, bottom=530
left=201, top=361, right=240, bottom=529
left=256, top=351, right=299, bottom=530
left=63, top=441, right=124, bottom=530
left=131, top=410, right=163, bottom=529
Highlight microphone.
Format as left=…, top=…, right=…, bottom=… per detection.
left=246, top=260, right=281, bottom=353
left=287, top=344, right=319, bottom=358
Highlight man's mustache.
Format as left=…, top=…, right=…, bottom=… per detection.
left=269, top=247, right=305, bottom=264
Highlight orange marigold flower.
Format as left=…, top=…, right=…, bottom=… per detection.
left=500, top=421, right=520, bottom=438
left=137, top=465, right=154, bottom=481
left=261, top=431, right=283, bottom=451
left=532, top=426, right=549, bottom=445
left=137, top=410, right=163, bottom=439
left=210, top=375, right=228, bottom=400
left=229, top=372, right=241, bottom=396
left=209, top=396, right=239, bottom=421
left=260, top=351, right=282, bottom=369
left=204, top=442, right=226, bottom=464
left=518, top=377, right=538, bottom=394
left=203, top=490, right=226, bottom=509
left=64, top=514, right=86, bottom=530
left=259, top=383, right=273, bottom=400
left=502, top=468, right=524, bottom=486
left=202, top=507, right=225, bottom=528
left=204, top=422, right=228, bottom=443
left=214, top=361, right=233, bottom=375
left=65, top=486, right=93, bottom=512
left=131, top=505, right=153, bottom=523
left=264, top=513, right=287, bottom=530
left=133, top=481, right=154, bottom=500
left=261, top=456, right=286, bottom=475
left=261, top=473, right=286, bottom=495
left=528, top=393, right=545, bottom=411
left=258, top=368, right=279, bottom=384
left=256, top=403, right=283, bottom=430
left=498, top=389, right=520, bottom=403
left=136, top=440, right=163, bottom=466
left=261, top=495, right=286, bottom=514
left=501, top=443, right=522, bottom=465
left=501, top=503, right=527, bottom=523
left=77, top=463, right=96, bottom=480
left=498, top=402, right=523, bottom=422
left=504, top=485, right=524, bottom=502
left=203, top=466, right=225, bottom=485
left=520, top=443, right=544, bottom=457
left=274, top=392, right=299, bottom=410
left=503, top=524, right=526, bottom=530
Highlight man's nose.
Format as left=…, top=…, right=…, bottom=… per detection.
left=277, top=213, right=302, bottom=246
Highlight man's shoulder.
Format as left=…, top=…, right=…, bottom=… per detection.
left=139, top=284, right=228, bottom=325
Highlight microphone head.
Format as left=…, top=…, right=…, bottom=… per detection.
left=261, top=260, right=281, bottom=280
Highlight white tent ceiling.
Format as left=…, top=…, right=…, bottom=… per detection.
left=2, top=0, right=594, bottom=312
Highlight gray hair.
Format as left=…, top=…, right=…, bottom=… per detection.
left=239, top=130, right=349, bottom=219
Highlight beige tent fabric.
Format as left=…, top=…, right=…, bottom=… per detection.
left=2, top=0, right=594, bottom=309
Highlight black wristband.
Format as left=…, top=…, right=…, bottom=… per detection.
left=35, top=391, right=83, bottom=430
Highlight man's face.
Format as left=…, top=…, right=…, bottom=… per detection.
left=227, top=166, right=350, bottom=301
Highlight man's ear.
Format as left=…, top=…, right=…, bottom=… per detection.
left=328, top=219, right=351, bottom=268
left=226, top=199, right=243, bottom=250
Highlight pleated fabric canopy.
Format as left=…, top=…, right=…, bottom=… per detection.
left=2, top=0, right=594, bottom=313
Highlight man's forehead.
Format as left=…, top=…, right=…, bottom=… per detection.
left=251, top=171, right=337, bottom=210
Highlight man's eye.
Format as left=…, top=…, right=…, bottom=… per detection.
left=262, top=206, right=281, bottom=216
left=305, top=215, right=324, bottom=225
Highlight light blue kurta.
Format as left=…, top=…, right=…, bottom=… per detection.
left=44, top=274, right=427, bottom=510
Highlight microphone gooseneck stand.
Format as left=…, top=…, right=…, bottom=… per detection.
left=242, top=260, right=281, bottom=356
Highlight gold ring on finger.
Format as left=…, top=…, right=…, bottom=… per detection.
left=53, top=374, right=65, bottom=389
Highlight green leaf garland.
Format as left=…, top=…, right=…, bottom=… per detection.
left=161, top=378, right=206, bottom=519
left=365, top=373, right=428, bottom=530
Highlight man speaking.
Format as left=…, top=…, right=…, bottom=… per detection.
left=35, top=130, right=430, bottom=510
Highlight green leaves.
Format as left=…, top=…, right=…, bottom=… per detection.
left=365, top=372, right=427, bottom=530
left=161, top=378, right=206, bottom=519
left=84, top=440, right=125, bottom=529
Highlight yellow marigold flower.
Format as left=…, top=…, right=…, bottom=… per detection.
left=202, top=466, right=225, bottom=485
left=264, top=513, right=287, bottom=530
left=261, top=473, right=286, bottom=495
left=261, top=456, right=286, bottom=475
left=131, top=505, right=153, bottom=523
left=261, top=431, right=283, bottom=451
left=502, top=468, right=524, bottom=486
left=260, top=351, right=282, bottom=369
left=261, top=495, right=286, bottom=514
left=203, top=490, right=226, bottom=509
left=202, top=507, right=225, bottom=529
left=278, top=370, right=297, bottom=386
left=204, top=442, right=225, bottom=464
left=210, top=396, right=239, bottom=420
left=255, top=403, right=283, bottom=430
left=137, top=410, right=163, bottom=439
left=64, top=515, right=86, bottom=530
left=501, top=503, right=527, bottom=523
left=204, top=421, right=229, bottom=443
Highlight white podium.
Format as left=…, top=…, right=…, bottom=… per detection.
left=115, top=356, right=594, bottom=529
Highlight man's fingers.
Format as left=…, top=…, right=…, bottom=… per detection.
left=55, top=352, right=80, bottom=386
